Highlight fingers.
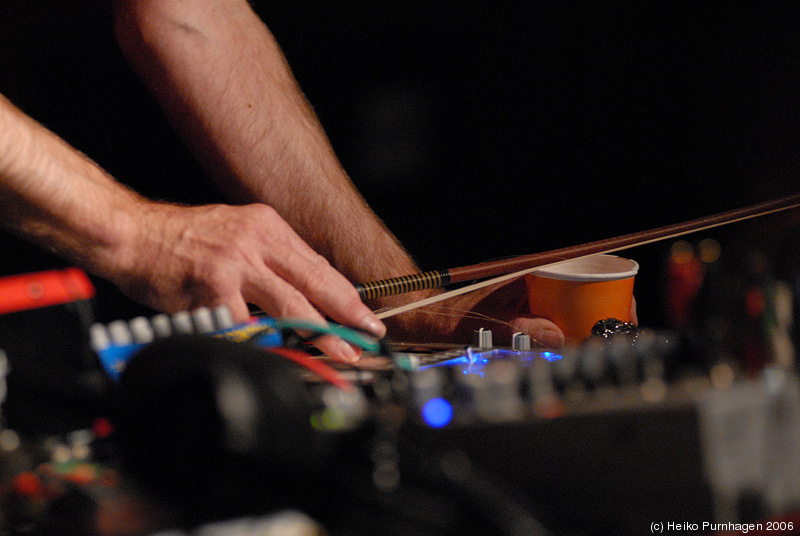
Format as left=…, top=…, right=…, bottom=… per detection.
left=509, top=295, right=638, bottom=349
left=248, top=206, right=386, bottom=339
left=224, top=295, right=252, bottom=324
left=275, top=249, right=384, bottom=336
left=240, top=265, right=365, bottom=362
left=509, top=317, right=565, bottom=349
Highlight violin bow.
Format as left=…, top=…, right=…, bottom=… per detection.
left=356, top=192, right=800, bottom=307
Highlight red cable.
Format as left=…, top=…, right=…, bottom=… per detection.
left=266, top=347, right=355, bottom=392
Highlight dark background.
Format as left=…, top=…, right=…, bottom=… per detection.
left=0, top=1, right=798, bottom=329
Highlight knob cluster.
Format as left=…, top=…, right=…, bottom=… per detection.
left=88, top=306, right=241, bottom=380
left=407, top=328, right=674, bottom=427
left=89, top=306, right=236, bottom=351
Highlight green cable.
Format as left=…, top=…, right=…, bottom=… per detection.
left=274, top=319, right=382, bottom=353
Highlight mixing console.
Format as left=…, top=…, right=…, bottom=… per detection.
left=0, top=268, right=799, bottom=535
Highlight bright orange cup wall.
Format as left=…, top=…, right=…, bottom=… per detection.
left=525, top=274, right=635, bottom=344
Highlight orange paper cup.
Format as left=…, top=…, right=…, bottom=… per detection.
left=525, top=255, right=638, bottom=344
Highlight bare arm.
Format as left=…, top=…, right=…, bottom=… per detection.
left=111, top=0, right=567, bottom=347
left=111, top=0, right=436, bottom=334
left=112, top=1, right=410, bottom=287
left=0, top=93, right=142, bottom=281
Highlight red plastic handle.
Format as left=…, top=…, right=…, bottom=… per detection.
left=0, top=268, right=95, bottom=315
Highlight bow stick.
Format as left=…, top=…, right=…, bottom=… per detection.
left=356, top=192, right=800, bottom=302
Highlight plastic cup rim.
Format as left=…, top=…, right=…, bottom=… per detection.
left=528, top=254, right=639, bottom=282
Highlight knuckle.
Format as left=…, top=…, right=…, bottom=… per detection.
left=299, top=255, right=332, bottom=294
left=279, top=287, right=310, bottom=319
left=220, top=205, right=275, bottom=238
left=246, top=203, right=280, bottom=224
left=226, top=219, right=260, bottom=243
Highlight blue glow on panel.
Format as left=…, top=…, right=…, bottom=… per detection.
left=419, top=356, right=472, bottom=370
left=540, top=351, right=563, bottom=362
left=421, top=397, right=453, bottom=428
left=415, top=348, right=563, bottom=380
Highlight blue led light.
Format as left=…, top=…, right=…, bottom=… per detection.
left=421, top=397, right=453, bottom=428
left=540, top=351, right=563, bottom=362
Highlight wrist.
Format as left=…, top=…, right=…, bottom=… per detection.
left=74, top=189, right=152, bottom=283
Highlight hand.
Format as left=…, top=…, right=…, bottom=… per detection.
left=106, top=201, right=386, bottom=362
left=386, top=278, right=638, bottom=348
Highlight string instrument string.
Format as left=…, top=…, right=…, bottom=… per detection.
left=363, top=192, right=800, bottom=320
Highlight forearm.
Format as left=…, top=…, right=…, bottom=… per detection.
left=0, top=93, right=142, bottom=279
left=112, top=0, right=422, bottom=293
